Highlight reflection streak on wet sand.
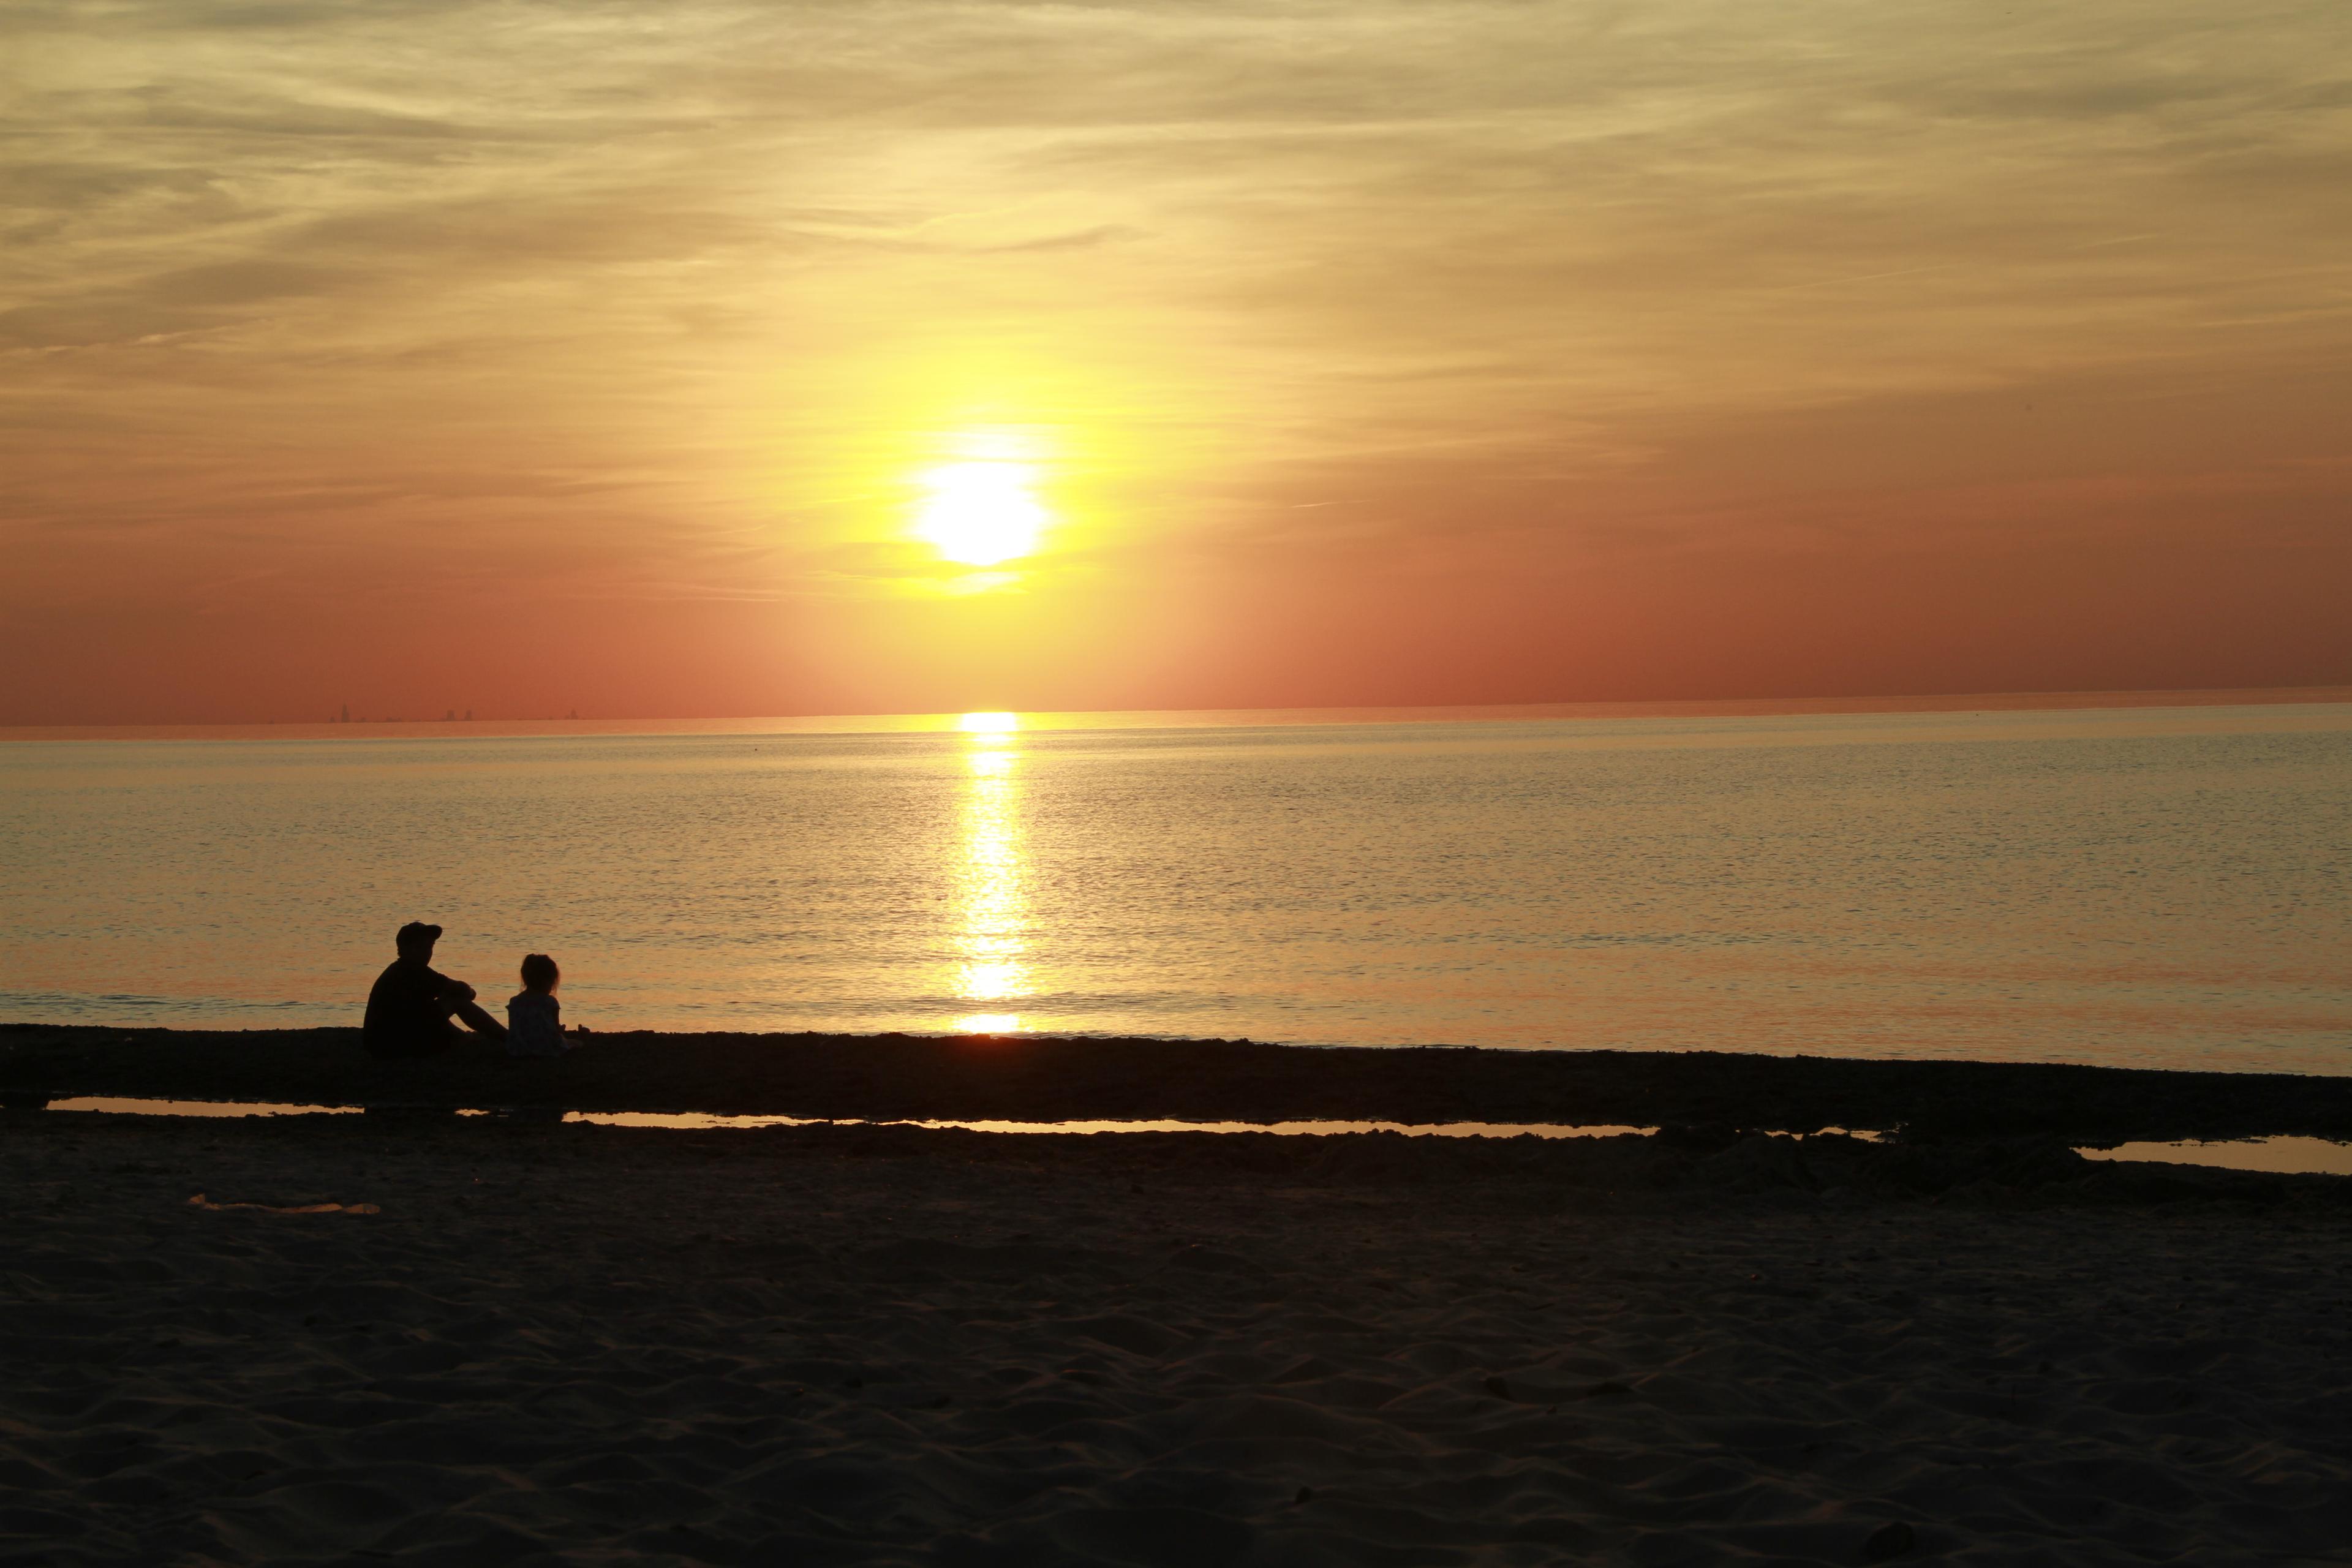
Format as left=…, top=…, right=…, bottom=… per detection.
left=46, top=1099, right=1650, bottom=1139
left=32, top=1101, right=2352, bottom=1176
left=2076, top=1135, right=2352, bottom=1177
left=48, top=1096, right=364, bottom=1118
left=578, top=1115, right=1661, bottom=1139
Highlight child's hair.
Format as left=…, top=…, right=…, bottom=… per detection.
left=519, top=953, right=560, bottom=992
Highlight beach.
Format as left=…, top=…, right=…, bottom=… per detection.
left=9, top=1026, right=2352, bottom=1145
left=6, top=1078, right=2350, bottom=1566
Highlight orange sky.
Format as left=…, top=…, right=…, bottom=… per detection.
left=4, top=1, right=2350, bottom=723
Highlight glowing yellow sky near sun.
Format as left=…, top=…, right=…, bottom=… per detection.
left=750, top=343, right=1174, bottom=603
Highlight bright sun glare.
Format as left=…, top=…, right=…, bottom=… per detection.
left=959, top=710, right=1019, bottom=735
left=916, top=460, right=1047, bottom=566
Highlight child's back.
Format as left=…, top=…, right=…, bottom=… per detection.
left=506, top=990, right=566, bottom=1056
left=505, top=952, right=572, bottom=1057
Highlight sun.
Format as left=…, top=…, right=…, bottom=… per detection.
left=916, top=460, right=1047, bottom=566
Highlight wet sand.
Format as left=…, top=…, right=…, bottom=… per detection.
left=7, top=1026, right=2352, bottom=1143
left=4, top=1108, right=2349, bottom=1566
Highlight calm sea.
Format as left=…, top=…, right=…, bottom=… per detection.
left=3, top=703, right=2348, bottom=1073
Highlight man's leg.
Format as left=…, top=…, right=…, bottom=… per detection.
left=450, top=998, right=509, bottom=1041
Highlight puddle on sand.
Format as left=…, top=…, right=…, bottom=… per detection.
left=47, top=1096, right=363, bottom=1118
left=37, top=1098, right=1654, bottom=1140
left=2078, top=1136, right=2352, bottom=1178
left=23, top=1099, right=2352, bottom=1177
left=566, top=1112, right=1658, bottom=1139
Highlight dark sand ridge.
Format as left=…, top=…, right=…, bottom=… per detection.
left=4, top=1110, right=2349, bottom=1566
left=7, top=1025, right=2352, bottom=1144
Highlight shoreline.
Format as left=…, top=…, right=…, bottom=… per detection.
left=7, top=1025, right=2351, bottom=1144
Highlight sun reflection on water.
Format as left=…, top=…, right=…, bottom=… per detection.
left=952, top=716, right=1027, bottom=1031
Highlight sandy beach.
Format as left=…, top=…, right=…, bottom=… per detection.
left=6, top=1099, right=2350, bottom=1566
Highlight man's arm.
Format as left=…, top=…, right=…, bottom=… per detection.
left=424, top=966, right=478, bottom=1005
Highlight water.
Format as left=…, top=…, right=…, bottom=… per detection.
left=3, top=703, right=2348, bottom=1072
left=31, top=1101, right=2352, bottom=1178
left=34, top=1099, right=1653, bottom=1140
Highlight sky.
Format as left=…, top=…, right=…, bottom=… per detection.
left=4, top=0, right=2350, bottom=723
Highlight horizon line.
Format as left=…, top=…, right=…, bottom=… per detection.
left=6, top=684, right=2351, bottom=744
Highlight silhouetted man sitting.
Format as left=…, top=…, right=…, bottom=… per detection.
left=363, top=922, right=508, bottom=1057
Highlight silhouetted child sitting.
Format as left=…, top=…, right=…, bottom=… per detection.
left=506, top=952, right=587, bottom=1058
